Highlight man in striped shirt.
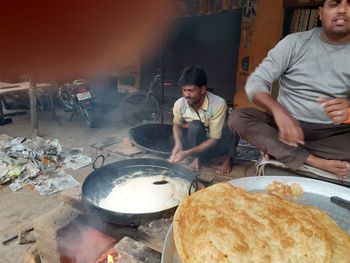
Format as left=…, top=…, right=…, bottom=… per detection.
left=169, top=65, right=239, bottom=173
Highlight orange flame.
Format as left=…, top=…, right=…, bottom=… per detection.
left=107, top=254, right=114, bottom=263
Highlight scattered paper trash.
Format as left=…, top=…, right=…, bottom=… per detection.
left=64, top=154, right=92, bottom=170
left=34, top=170, right=80, bottom=195
left=0, top=134, right=87, bottom=194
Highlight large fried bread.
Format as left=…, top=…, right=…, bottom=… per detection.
left=173, top=182, right=350, bottom=263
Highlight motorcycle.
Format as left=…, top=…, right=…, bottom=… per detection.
left=58, top=79, right=95, bottom=128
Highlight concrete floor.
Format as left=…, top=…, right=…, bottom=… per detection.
left=0, top=103, right=257, bottom=262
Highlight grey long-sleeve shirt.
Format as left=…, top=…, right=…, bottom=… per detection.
left=245, top=28, right=350, bottom=124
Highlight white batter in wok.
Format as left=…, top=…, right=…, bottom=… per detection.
left=99, top=175, right=190, bottom=213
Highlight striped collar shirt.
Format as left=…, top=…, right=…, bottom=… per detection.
left=172, top=91, right=227, bottom=139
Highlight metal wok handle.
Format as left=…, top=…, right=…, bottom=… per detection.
left=189, top=179, right=198, bottom=195
left=92, top=154, right=105, bottom=170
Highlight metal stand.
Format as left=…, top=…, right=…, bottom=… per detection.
left=29, top=77, right=39, bottom=138
left=48, top=85, right=61, bottom=125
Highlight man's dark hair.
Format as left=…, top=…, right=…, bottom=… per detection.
left=178, top=65, right=207, bottom=89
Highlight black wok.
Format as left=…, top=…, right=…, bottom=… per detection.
left=128, top=123, right=174, bottom=158
left=82, top=158, right=197, bottom=226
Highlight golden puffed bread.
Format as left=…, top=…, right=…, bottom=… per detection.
left=173, top=182, right=350, bottom=263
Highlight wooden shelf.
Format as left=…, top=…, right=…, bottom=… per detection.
left=284, top=0, right=323, bottom=8
left=282, top=0, right=323, bottom=36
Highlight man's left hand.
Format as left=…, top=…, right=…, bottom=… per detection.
left=169, top=150, right=190, bottom=164
left=319, top=97, right=349, bottom=124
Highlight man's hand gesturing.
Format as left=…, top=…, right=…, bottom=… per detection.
left=318, top=97, right=349, bottom=124
left=273, top=107, right=304, bottom=147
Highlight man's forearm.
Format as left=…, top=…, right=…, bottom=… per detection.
left=252, top=91, right=286, bottom=115
left=173, top=125, right=183, bottom=145
left=185, top=138, right=218, bottom=156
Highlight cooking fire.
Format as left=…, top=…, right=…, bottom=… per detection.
left=58, top=218, right=117, bottom=263
left=95, top=248, right=120, bottom=263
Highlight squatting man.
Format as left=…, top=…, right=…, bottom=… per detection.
left=169, top=65, right=239, bottom=174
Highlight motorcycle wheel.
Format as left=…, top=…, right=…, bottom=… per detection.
left=58, top=89, right=74, bottom=112
left=81, top=106, right=95, bottom=128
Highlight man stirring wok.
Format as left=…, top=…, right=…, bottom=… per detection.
left=169, top=65, right=239, bottom=174
left=229, top=0, right=350, bottom=179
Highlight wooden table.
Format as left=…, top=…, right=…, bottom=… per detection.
left=0, top=81, right=58, bottom=137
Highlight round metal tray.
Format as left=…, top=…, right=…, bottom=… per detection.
left=161, top=176, right=350, bottom=263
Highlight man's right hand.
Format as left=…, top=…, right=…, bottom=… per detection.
left=272, top=107, right=304, bottom=147
left=169, top=150, right=189, bottom=164
left=252, top=92, right=304, bottom=148
left=171, top=143, right=183, bottom=156
left=169, top=143, right=183, bottom=163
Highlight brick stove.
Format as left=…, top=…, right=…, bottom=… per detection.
left=33, top=187, right=172, bottom=263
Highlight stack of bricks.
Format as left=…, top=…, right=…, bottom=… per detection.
left=34, top=203, right=82, bottom=263
left=32, top=186, right=171, bottom=263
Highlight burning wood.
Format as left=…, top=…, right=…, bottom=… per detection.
left=94, top=247, right=119, bottom=263
left=107, top=254, right=114, bottom=263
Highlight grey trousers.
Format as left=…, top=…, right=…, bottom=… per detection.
left=182, top=120, right=239, bottom=162
left=229, top=108, right=350, bottom=170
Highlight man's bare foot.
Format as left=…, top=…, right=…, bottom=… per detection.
left=189, top=158, right=200, bottom=172
left=216, top=156, right=233, bottom=174
left=262, top=153, right=270, bottom=161
left=306, top=155, right=350, bottom=180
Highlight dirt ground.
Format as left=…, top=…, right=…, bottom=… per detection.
left=0, top=103, right=257, bottom=262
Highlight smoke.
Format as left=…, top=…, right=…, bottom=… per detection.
left=58, top=216, right=117, bottom=263
left=0, top=0, right=175, bottom=82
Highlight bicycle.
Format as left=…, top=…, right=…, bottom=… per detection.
left=120, top=72, right=164, bottom=125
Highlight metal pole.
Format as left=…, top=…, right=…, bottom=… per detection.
left=29, top=76, right=39, bottom=138
left=161, top=40, right=165, bottom=106
left=160, top=30, right=165, bottom=124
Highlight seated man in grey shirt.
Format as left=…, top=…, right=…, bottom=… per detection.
left=229, top=0, right=350, bottom=179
